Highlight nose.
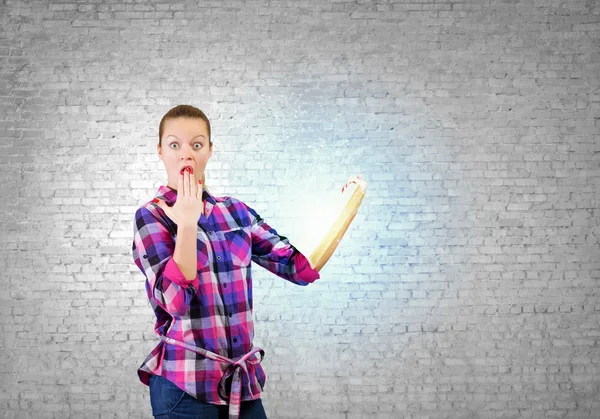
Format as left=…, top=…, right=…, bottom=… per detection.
left=180, top=144, right=194, bottom=161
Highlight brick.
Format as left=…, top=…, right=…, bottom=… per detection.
left=1, top=1, right=599, bottom=418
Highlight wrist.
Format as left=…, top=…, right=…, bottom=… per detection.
left=177, top=223, right=198, bottom=229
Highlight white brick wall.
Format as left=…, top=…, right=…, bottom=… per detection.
left=1, top=0, right=599, bottom=418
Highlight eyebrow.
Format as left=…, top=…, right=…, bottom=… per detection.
left=166, top=134, right=206, bottom=140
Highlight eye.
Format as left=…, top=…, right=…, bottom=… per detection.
left=169, top=142, right=202, bottom=149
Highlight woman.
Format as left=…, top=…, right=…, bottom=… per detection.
left=132, top=104, right=366, bottom=419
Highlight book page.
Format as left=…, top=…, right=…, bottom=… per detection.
left=292, top=183, right=360, bottom=258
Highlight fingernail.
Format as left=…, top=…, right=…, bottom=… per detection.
left=198, top=180, right=202, bottom=184
left=152, top=198, right=159, bottom=203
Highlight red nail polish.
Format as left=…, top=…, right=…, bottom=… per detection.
left=152, top=198, right=159, bottom=203
left=198, top=180, right=202, bottom=184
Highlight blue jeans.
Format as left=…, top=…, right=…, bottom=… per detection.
left=149, top=374, right=268, bottom=419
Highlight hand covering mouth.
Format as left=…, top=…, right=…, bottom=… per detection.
left=180, top=165, right=194, bottom=175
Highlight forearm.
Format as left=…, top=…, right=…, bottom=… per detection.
left=173, top=224, right=198, bottom=281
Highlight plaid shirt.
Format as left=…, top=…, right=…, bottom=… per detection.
left=132, top=185, right=320, bottom=415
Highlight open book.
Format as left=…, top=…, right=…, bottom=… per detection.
left=292, top=183, right=366, bottom=271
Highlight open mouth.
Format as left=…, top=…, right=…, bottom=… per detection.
left=180, top=165, right=194, bottom=175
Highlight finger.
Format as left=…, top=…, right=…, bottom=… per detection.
left=188, top=169, right=194, bottom=198
left=190, top=169, right=196, bottom=197
left=185, top=169, right=191, bottom=197
left=192, top=171, right=198, bottom=198
left=342, top=180, right=352, bottom=193
left=189, top=169, right=195, bottom=197
left=153, top=198, right=164, bottom=212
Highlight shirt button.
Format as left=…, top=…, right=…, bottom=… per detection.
left=229, top=313, right=233, bottom=318
left=217, top=256, right=221, bottom=261
left=233, top=338, right=237, bottom=343
left=208, top=231, right=214, bottom=235
left=223, top=283, right=227, bottom=288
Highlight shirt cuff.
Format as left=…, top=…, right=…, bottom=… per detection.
left=293, top=249, right=320, bottom=283
left=164, top=257, right=200, bottom=290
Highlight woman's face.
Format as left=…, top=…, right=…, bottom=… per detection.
left=157, top=117, right=213, bottom=191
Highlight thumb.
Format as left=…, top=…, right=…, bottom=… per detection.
left=152, top=198, right=164, bottom=209
left=152, top=198, right=172, bottom=218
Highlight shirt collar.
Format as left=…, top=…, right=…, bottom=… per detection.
left=154, top=184, right=217, bottom=219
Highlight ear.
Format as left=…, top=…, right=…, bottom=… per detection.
left=157, top=143, right=162, bottom=160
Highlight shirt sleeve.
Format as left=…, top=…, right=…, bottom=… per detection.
left=132, top=205, right=200, bottom=317
left=243, top=202, right=320, bottom=286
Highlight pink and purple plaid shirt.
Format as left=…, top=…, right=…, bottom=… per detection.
left=132, top=185, right=320, bottom=417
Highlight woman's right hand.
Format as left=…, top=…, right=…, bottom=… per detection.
left=153, top=168, right=204, bottom=227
